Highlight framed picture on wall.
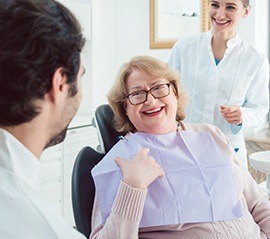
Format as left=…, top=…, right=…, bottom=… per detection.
left=149, top=0, right=210, bottom=49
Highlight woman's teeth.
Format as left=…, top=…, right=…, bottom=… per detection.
left=145, top=107, right=162, bottom=114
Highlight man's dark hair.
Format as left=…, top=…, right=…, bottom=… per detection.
left=0, top=0, right=85, bottom=126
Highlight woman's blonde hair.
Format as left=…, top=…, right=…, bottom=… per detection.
left=242, top=0, right=250, bottom=7
left=107, top=55, right=187, bottom=134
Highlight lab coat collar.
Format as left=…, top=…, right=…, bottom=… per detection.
left=206, top=29, right=241, bottom=50
left=0, top=128, right=43, bottom=191
left=226, top=32, right=241, bottom=49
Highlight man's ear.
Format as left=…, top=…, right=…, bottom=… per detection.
left=49, top=67, right=68, bottom=104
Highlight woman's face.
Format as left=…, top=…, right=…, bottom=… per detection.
left=125, top=68, right=178, bottom=134
left=208, top=0, right=250, bottom=34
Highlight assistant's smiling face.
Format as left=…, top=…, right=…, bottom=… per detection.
left=208, top=0, right=250, bottom=35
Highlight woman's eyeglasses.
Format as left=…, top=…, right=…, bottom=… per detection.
left=126, top=83, right=171, bottom=105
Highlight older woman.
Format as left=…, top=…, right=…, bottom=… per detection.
left=90, top=56, right=270, bottom=239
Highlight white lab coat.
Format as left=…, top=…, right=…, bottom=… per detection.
left=0, top=129, right=86, bottom=239
left=169, top=30, right=269, bottom=167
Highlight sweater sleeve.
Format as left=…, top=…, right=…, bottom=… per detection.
left=242, top=169, right=270, bottom=237
left=90, top=181, right=147, bottom=239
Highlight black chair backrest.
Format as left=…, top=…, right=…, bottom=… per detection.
left=72, top=104, right=121, bottom=237
left=95, top=104, right=120, bottom=153
left=71, top=146, right=105, bottom=238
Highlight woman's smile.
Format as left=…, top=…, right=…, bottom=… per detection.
left=142, top=106, right=164, bottom=116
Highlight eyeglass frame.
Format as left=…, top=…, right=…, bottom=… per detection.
left=125, top=83, right=171, bottom=105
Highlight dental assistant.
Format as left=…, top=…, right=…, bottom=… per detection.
left=169, top=0, right=269, bottom=168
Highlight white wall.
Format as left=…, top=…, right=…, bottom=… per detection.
left=239, top=0, right=269, bottom=57
left=91, top=0, right=172, bottom=112
left=60, top=0, right=93, bottom=116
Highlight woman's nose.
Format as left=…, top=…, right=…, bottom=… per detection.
left=215, top=7, right=226, bottom=19
left=144, top=92, right=156, bottom=105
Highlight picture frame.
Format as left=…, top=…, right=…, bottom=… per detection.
left=150, top=0, right=210, bottom=49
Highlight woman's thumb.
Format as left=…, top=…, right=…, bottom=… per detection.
left=114, top=157, right=125, bottom=169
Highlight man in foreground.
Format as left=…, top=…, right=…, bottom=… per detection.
left=0, top=0, right=87, bottom=238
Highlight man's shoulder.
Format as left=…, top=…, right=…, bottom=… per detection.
left=0, top=172, right=85, bottom=238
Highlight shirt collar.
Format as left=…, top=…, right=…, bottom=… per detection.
left=226, top=32, right=241, bottom=49
left=0, top=128, right=43, bottom=191
left=206, top=29, right=242, bottom=50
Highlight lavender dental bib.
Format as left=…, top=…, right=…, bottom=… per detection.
left=92, top=131, right=242, bottom=227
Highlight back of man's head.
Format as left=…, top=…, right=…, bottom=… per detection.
left=0, top=0, right=85, bottom=126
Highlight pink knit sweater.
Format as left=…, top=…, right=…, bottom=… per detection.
left=90, top=123, right=270, bottom=239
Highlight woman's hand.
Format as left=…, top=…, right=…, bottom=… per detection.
left=114, top=148, right=165, bottom=189
left=220, top=105, right=242, bottom=125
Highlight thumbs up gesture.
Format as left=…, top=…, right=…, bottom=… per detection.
left=115, top=148, right=165, bottom=189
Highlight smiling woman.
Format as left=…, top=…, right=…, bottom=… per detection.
left=149, top=0, right=210, bottom=49
left=107, top=55, right=187, bottom=134
left=89, top=55, right=270, bottom=239
left=169, top=0, right=269, bottom=168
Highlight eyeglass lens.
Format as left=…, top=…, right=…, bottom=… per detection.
left=127, top=83, right=170, bottom=105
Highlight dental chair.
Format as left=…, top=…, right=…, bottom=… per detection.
left=95, top=104, right=120, bottom=153
left=71, top=104, right=119, bottom=237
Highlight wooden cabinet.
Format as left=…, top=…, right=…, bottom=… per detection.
left=39, top=115, right=99, bottom=226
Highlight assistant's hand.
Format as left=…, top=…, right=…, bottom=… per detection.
left=220, top=105, right=242, bottom=125
left=114, top=148, right=165, bottom=189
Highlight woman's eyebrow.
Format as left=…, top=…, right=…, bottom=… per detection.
left=129, top=85, right=144, bottom=92
left=150, top=79, right=168, bottom=87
